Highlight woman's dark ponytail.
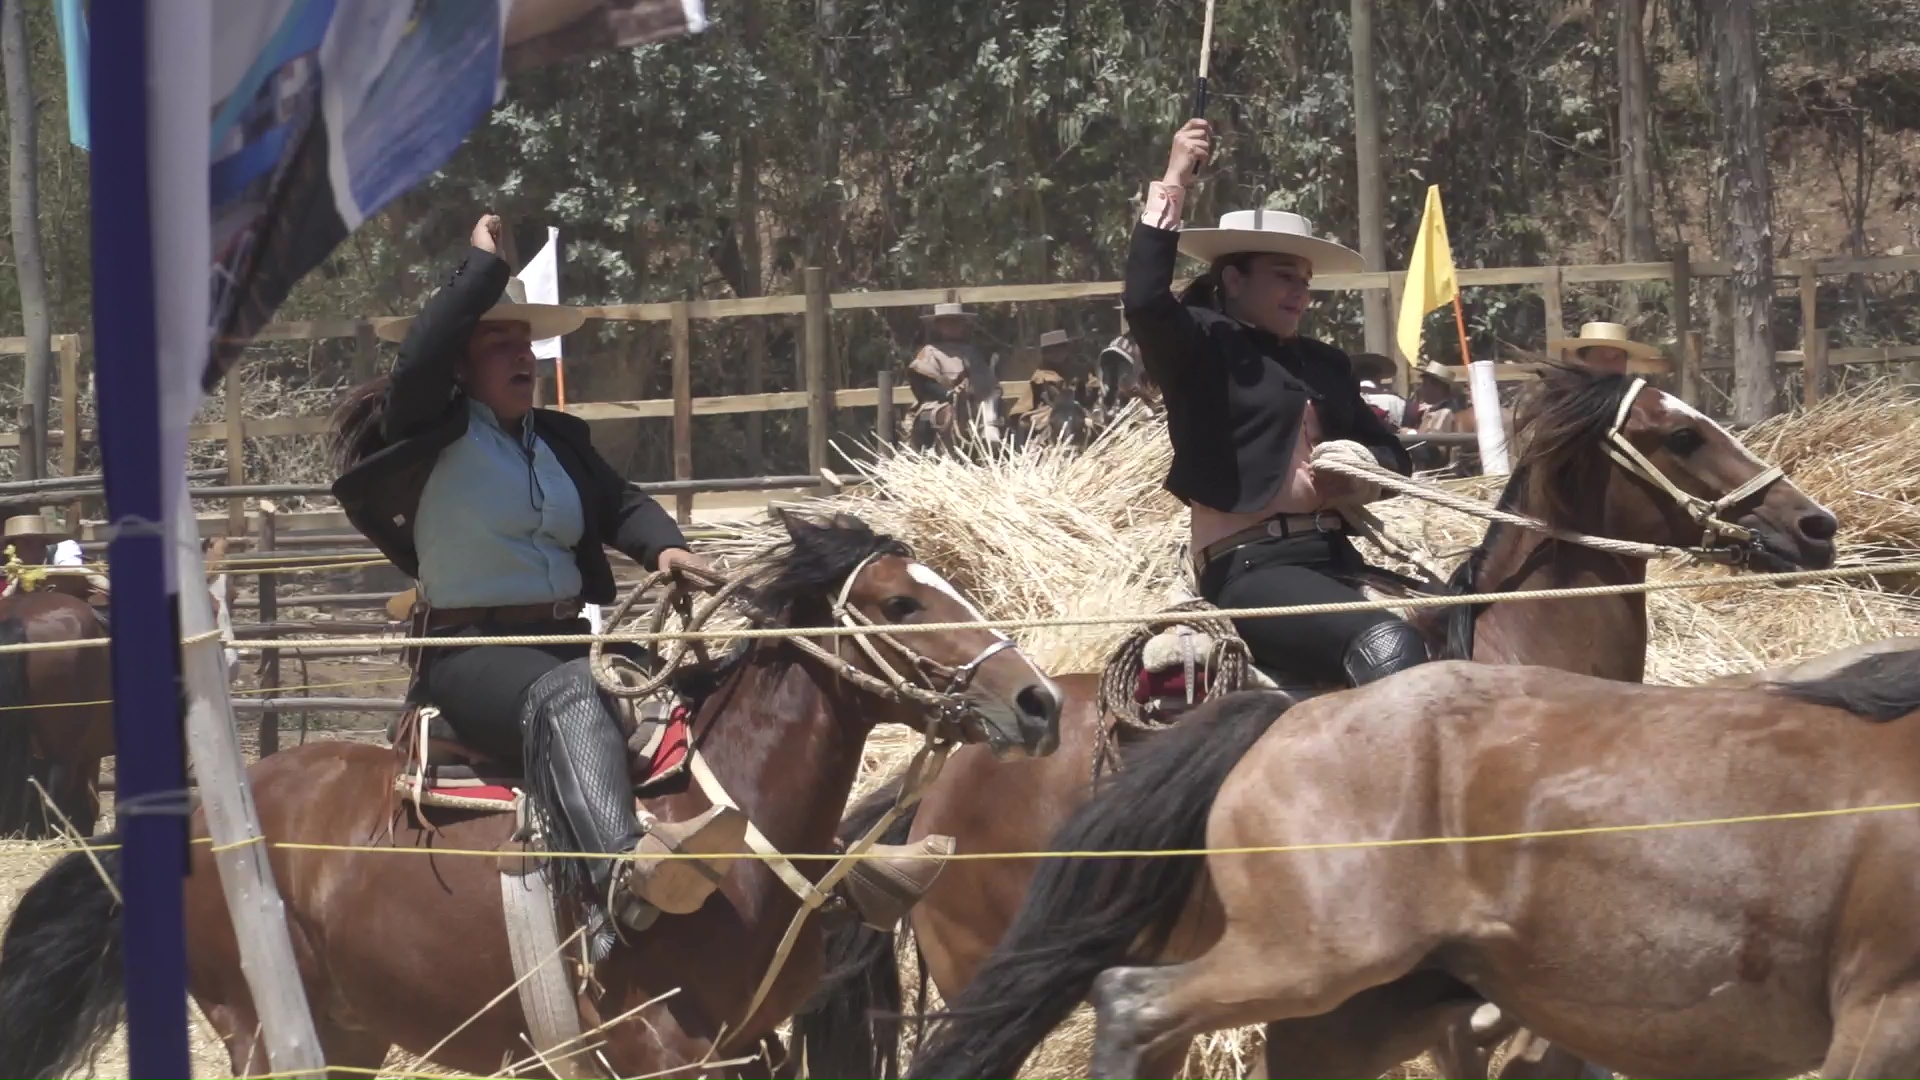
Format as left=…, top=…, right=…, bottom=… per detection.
left=1178, top=253, right=1256, bottom=311
left=331, top=376, right=393, bottom=474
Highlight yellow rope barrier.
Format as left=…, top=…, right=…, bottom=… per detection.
left=16, top=797, right=1920, bottom=862
left=0, top=674, right=412, bottom=713
left=2, top=557, right=1915, bottom=656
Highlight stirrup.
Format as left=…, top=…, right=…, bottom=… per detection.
left=838, top=835, right=957, bottom=931
left=624, top=803, right=751, bottom=915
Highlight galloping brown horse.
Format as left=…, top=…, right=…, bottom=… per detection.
left=910, top=651, right=1920, bottom=1079
left=0, top=514, right=1062, bottom=1079
left=798, top=367, right=1839, bottom=1077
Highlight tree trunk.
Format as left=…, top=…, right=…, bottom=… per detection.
left=739, top=0, right=766, bottom=474
left=807, top=0, right=840, bottom=269
left=1709, top=0, right=1776, bottom=424
left=2, top=0, right=51, bottom=480
left=1350, top=0, right=1390, bottom=362
left=1618, top=0, right=1656, bottom=263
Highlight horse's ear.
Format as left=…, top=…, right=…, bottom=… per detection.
left=775, top=508, right=821, bottom=543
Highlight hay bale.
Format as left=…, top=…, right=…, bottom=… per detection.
left=717, top=394, right=1920, bottom=1077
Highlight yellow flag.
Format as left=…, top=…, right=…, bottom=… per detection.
left=1396, top=185, right=1458, bottom=366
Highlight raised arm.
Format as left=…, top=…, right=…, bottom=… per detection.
left=1122, top=120, right=1214, bottom=390
left=382, top=215, right=513, bottom=440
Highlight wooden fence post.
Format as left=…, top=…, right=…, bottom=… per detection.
left=225, top=364, right=247, bottom=536
left=670, top=301, right=693, bottom=525
left=353, top=321, right=377, bottom=383
left=803, top=267, right=831, bottom=475
left=14, top=403, right=37, bottom=482
left=875, top=368, right=894, bottom=450
left=1542, top=265, right=1566, bottom=353
left=58, top=334, right=80, bottom=529
left=1387, top=270, right=1408, bottom=394
left=1804, top=329, right=1829, bottom=407
left=1800, top=264, right=1824, bottom=407
left=257, top=504, right=279, bottom=757
left=1672, top=245, right=1697, bottom=406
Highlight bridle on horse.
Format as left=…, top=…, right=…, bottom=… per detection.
left=824, top=550, right=1019, bottom=739
left=1603, top=377, right=1784, bottom=561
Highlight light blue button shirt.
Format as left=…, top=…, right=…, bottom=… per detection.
left=415, top=400, right=586, bottom=609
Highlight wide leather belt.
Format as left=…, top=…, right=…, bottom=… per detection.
left=1197, top=510, right=1348, bottom=569
left=425, top=597, right=583, bottom=632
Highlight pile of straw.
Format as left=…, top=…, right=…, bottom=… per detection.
left=708, top=385, right=1920, bottom=1078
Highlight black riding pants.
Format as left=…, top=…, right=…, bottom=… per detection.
left=1197, top=532, right=1408, bottom=686
left=420, top=618, right=640, bottom=764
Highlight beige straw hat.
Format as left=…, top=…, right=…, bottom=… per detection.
left=1037, top=330, right=1076, bottom=349
left=1176, top=209, right=1365, bottom=275
left=376, top=277, right=587, bottom=344
left=3, top=514, right=61, bottom=540
left=1547, top=321, right=1664, bottom=363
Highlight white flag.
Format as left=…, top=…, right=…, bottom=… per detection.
left=518, top=226, right=562, bottom=362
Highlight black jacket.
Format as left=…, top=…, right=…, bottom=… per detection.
left=1121, top=221, right=1411, bottom=514
left=331, top=248, right=686, bottom=604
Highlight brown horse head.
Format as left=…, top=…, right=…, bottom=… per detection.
left=1510, top=365, right=1837, bottom=571
left=758, top=511, right=1062, bottom=757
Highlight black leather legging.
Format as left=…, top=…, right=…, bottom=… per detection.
left=420, top=617, right=642, bottom=763
left=1197, top=532, right=1408, bottom=686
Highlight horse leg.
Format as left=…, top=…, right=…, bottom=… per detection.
left=1492, top=1027, right=1609, bottom=1079
left=1087, top=936, right=1405, bottom=1080
left=314, top=1019, right=392, bottom=1080
left=203, top=999, right=270, bottom=1078
left=1820, top=988, right=1920, bottom=1079
left=1255, top=974, right=1482, bottom=1080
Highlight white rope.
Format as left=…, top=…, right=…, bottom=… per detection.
left=1311, top=440, right=1694, bottom=561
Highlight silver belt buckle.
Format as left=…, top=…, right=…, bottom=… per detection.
left=1313, top=510, right=1343, bottom=533
left=1264, top=518, right=1290, bottom=539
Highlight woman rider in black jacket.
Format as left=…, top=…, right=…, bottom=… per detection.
left=1122, top=120, right=1429, bottom=688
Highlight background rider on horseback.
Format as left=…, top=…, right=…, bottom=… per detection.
left=1124, top=120, right=1428, bottom=690
left=333, top=213, right=943, bottom=953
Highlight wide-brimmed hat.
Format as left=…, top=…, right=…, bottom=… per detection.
left=1417, top=360, right=1457, bottom=384
left=376, top=277, right=587, bottom=344
left=3, top=514, right=61, bottom=540
left=1037, top=329, right=1076, bottom=349
left=920, top=302, right=978, bottom=324
left=1176, top=209, right=1365, bottom=275
left=1350, top=352, right=1398, bottom=382
left=1547, top=321, right=1663, bottom=363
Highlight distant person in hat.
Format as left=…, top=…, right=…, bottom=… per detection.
left=905, top=303, right=1003, bottom=447
left=1351, top=352, right=1412, bottom=430
left=1548, top=321, right=1668, bottom=376
left=1124, top=118, right=1426, bottom=691
left=1, top=514, right=104, bottom=600
left=331, top=213, right=938, bottom=950
left=1011, top=328, right=1081, bottom=434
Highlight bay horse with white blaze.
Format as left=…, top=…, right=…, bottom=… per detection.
left=0, top=514, right=1062, bottom=1079
left=911, top=650, right=1920, bottom=1079
left=797, top=366, right=1838, bottom=1078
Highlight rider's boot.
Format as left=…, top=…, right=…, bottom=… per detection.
left=1342, top=619, right=1429, bottom=687
left=836, top=835, right=957, bottom=930
left=524, top=661, right=749, bottom=955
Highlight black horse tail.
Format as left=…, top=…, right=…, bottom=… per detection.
left=0, top=836, right=125, bottom=1077
left=0, top=617, right=41, bottom=837
left=906, top=692, right=1292, bottom=1080
left=793, top=773, right=924, bottom=1078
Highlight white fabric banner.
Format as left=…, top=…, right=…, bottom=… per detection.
left=520, top=226, right=563, bottom=361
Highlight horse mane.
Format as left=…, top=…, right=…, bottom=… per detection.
left=1434, top=364, right=1637, bottom=659
left=1767, top=649, right=1920, bottom=722
left=1505, top=362, right=1638, bottom=526
left=746, top=511, right=911, bottom=626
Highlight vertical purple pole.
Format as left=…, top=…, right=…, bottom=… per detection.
left=90, top=2, right=193, bottom=1076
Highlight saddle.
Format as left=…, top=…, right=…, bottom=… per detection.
left=389, top=699, right=693, bottom=815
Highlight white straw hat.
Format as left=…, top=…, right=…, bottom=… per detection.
left=376, top=277, right=587, bottom=344
left=1176, top=209, right=1365, bottom=275
left=920, top=302, right=978, bottom=323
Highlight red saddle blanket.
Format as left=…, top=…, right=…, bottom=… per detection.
left=400, top=707, right=693, bottom=809
left=1135, top=667, right=1211, bottom=704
